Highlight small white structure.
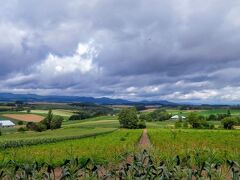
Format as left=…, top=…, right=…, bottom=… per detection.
left=171, top=115, right=186, bottom=120
left=0, top=120, right=15, bottom=128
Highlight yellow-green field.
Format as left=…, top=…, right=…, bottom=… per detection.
left=23, top=109, right=75, bottom=117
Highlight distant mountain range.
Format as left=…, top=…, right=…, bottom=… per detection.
left=0, top=93, right=177, bottom=106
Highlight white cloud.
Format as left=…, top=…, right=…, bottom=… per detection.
left=37, top=41, right=99, bottom=75
left=162, top=90, right=219, bottom=100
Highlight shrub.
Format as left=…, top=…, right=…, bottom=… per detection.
left=221, top=117, right=238, bottom=129
left=207, top=114, right=217, bottom=121
left=18, top=121, right=23, bottom=125
left=174, top=121, right=182, bottom=128
left=27, top=108, right=31, bottom=113
left=209, top=124, right=215, bottom=129
left=137, top=120, right=146, bottom=129
left=183, top=121, right=188, bottom=128
left=18, top=127, right=27, bottom=132
left=139, top=113, right=152, bottom=122
left=26, top=122, right=47, bottom=132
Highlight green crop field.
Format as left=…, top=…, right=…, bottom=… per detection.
left=148, top=128, right=240, bottom=164
left=0, top=129, right=142, bottom=165
left=1, top=108, right=240, bottom=178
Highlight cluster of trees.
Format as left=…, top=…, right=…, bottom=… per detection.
left=184, top=111, right=240, bottom=130
left=139, top=109, right=171, bottom=122
left=68, top=109, right=111, bottom=121
left=69, top=111, right=92, bottom=120
left=187, top=113, right=214, bottom=129
left=27, top=110, right=63, bottom=132
left=221, top=117, right=240, bottom=129
left=118, top=108, right=146, bottom=129
left=206, top=110, right=231, bottom=121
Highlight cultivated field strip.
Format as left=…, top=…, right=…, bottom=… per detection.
left=0, top=129, right=142, bottom=166
left=0, top=128, right=117, bottom=149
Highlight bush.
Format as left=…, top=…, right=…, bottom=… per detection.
left=149, top=109, right=171, bottom=121
left=137, top=120, right=146, bottom=129
left=207, top=114, right=217, bottom=121
left=187, top=113, right=210, bottom=129
left=18, top=121, right=24, bottom=125
left=183, top=121, right=188, bottom=128
left=18, top=127, right=27, bottom=132
left=139, top=113, right=152, bottom=122
left=175, top=121, right=182, bottom=129
left=27, top=108, right=31, bottom=113
left=221, top=117, right=238, bottom=129
left=209, top=124, right=215, bottom=129
left=26, top=122, right=47, bottom=132
left=50, top=116, right=63, bottom=129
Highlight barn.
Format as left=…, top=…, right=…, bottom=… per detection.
left=0, top=120, right=15, bottom=128
left=170, top=115, right=186, bottom=120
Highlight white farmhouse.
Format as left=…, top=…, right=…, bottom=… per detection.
left=0, top=120, right=15, bottom=128
left=170, top=115, right=186, bottom=120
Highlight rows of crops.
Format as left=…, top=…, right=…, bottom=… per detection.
left=0, top=128, right=117, bottom=149
left=148, top=128, right=240, bottom=164
left=0, top=129, right=142, bottom=166
left=1, top=150, right=240, bottom=179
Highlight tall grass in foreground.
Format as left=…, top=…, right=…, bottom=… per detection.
left=0, top=150, right=239, bottom=179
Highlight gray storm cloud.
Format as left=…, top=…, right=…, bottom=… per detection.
left=1, top=0, right=240, bottom=103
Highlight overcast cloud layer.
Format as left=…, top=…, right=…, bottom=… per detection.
left=1, top=0, right=240, bottom=103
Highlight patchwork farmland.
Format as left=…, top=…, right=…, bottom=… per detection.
left=0, top=103, right=240, bottom=179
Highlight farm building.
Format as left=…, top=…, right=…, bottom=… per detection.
left=0, top=120, right=15, bottom=127
left=170, top=115, right=186, bottom=120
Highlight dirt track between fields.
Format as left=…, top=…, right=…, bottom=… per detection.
left=139, top=129, right=151, bottom=148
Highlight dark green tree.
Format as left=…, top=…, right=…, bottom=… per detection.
left=149, top=109, right=171, bottom=121
left=42, top=109, right=53, bottom=129
left=118, top=108, right=139, bottom=129
left=50, top=116, right=63, bottom=129
left=187, top=113, right=207, bottom=129
left=139, top=113, right=152, bottom=122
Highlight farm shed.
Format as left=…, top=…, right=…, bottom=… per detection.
left=0, top=120, right=15, bottom=127
left=170, top=115, right=186, bottom=120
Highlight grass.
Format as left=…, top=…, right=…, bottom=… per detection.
left=0, top=129, right=142, bottom=166
left=148, top=128, right=240, bottom=164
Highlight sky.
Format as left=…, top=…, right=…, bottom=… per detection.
left=0, top=0, right=240, bottom=103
